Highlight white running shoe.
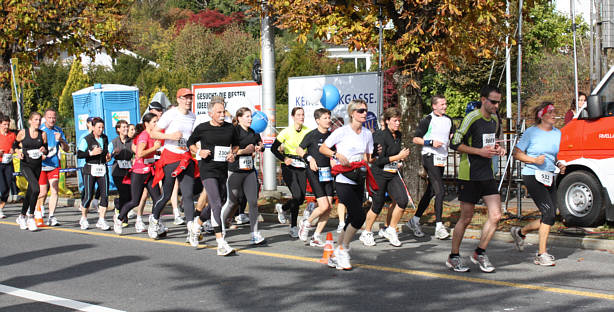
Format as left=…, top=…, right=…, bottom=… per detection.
left=377, top=227, right=387, bottom=238
left=470, top=252, right=496, bottom=273
left=383, top=226, right=402, bottom=247
left=134, top=218, right=147, bottom=233
left=187, top=221, right=200, bottom=247
left=46, top=216, right=60, bottom=226
left=333, top=246, right=352, bottom=270
left=173, top=216, right=186, bottom=225
left=336, top=221, right=345, bottom=234
left=289, top=226, right=299, bottom=238
left=0, top=208, right=6, bottom=218
left=534, top=253, right=555, bottom=266
left=510, top=226, right=525, bottom=251
left=113, top=213, right=123, bottom=234
left=127, top=209, right=137, bottom=219
left=275, top=203, right=287, bottom=224
left=435, top=225, right=450, bottom=240
left=217, top=240, right=235, bottom=256
left=298, top=219, right=312, bottom=241
left=26, top=217, right=38, bottom=231
left=96, top=219, right=111, bottom=231
left=251, top=231, right=266, bottom=245
left=148, top=215, right=159, bottom=239
left=235, top=213, right=250, bottom=225
left=359, top=231, right=376, bottom=246
left=309, top=233, right=325, bottom=247
left=446, top=256, right=470, bottom=272
left=16, top=215, right=27, bottom=230
left=303, top=202, right=316, bottom=220
left=202, top=220, right=214, bottom=234
left=407, top=217, right=425, bottom=237
left=79, top=217, right=89, bottom=230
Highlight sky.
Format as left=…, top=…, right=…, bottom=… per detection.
left=555, top=0, right=592, bottom=23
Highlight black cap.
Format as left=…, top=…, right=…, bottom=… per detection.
left=149, top=101, right=164, bottom=111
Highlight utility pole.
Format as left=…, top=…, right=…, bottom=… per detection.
left=261, top=1, right=277, bottom=192
left=572, top=0, right=579, bottom=110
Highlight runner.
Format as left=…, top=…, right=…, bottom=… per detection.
left=109, top=120, right=137, bottom=230
left=296, top=108, right=335, bottom=246
left=447, top=85, right=506, bottom=273
left=0, top=115, right=16, bottom=218
left=361, top=107, right=410, bottom=247
left=220, top=107, right=265, bottom=245
left=320, top=99, right=375, bottom=270
left=77, top=117, right=100, bottom=211
left=272, top=107, right=310, bottom=237
left=14, top=112, right=48, bottom=231
left=511, top=102, right=566, bottom=266
left=36, top=109, right=69, bottom=226
left=76, top=117, right=111, bottom=231
left=408, top=95, right=455, bottom=240
left=187, top=96, right=238, bottom=255
left=113, top=113, right=163, bottom=235
left=128, top=123, right=136, bottom=139
left=149, top=88, right=196, bottom=240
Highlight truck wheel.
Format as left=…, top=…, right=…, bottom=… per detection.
left=558, top=171, right=605, bottom=227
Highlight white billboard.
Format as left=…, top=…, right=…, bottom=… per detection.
left=191, top=81, right=262, bottom=117
left=288, top=72, right=379, bottom=129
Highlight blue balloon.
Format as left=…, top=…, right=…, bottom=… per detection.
left=250, top=110, right=268, bottom=133
left=320, top=84, right=340, bottom=110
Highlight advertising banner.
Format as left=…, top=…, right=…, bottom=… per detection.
left=192, top=81, right=262, bottom=117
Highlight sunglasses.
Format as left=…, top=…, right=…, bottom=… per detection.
left=354, top=108, right=368, bottom=114
left=487, top=98, right=501, bottom=105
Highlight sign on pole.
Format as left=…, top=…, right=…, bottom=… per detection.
left=192, top=81, right=262, bottom=117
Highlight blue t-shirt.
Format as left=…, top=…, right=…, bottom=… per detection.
left=40, top=124, right=66, bottom=169
left=515, top=126, right=561, bottom=175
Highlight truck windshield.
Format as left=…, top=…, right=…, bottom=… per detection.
left=597, top=74, right=614, bottom=117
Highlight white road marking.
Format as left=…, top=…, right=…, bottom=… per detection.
left=0, top=284, right=124, bottom=312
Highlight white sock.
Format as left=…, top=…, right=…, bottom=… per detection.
left=412, top=216, right=420, bottom=223
left=216, top=237, right=224, bottom=245
left=436, top=222, right=444, bottom=229
left=136, top=215, right=142, bottom=222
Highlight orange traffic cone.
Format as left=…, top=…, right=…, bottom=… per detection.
left=34, top=205, right=46, bottom=227
left=319, top=232, right=334, bottom=264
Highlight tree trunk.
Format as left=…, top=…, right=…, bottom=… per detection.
left=394, top=70, right=425, bottom=204
left=0, top=57, right=17, bottom=126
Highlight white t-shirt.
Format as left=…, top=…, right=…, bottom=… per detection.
left=324, top=125, right=373, bottom=185
left=421, top=112, right=453, bottom=157
left=157, top=107, right=196, bottom=154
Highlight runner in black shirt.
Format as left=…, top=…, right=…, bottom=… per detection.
left=187, top=98, right=239, bottom=256
left=296, top=108, right=334, bottom=246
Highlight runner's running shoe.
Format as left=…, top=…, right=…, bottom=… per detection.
left=189, top=220, right=201, bottom=248
left=217, top=240, right=235, bottom=256
left=359, top=231, right=376, bottom=247
left=235, top=213, right=250, bottom=225
left=135, top=218, right=147, bottom=233
left=127, top=209, right=137, bottom=219
left=289, top=226, right=299, bottom=238
left=383, top=226, right=402, bottom=247
left=26, top=217, right=38, bottom=231
left=251, top=231, right=266, bottom=245
left=446, top=256, right=470, bottom=272
left=173, top=216, right=186, bottom=225
left=309, top=233, right=325, bottom=247
left=298, top=219, right=312, bottom=241
left=534, top=253, right=555, bottom=266
left=303, top=202, right=316, bottom=220
left=46, top=216, right=60, bottom=226
left=510, top=226, right=525, bottom=251
left=333, top=246, right=352, bottom=270
left=406, top=217, right=425, bottom=237
left=0, top=209, right=6, bottom=218
left=470, top=252, right=496, bottom=273
left=79, top=217, right=89, bottom=230
left=377, top=227, right=387, bottom=238
left=336, top=221, right=345, bottom=233
left=275, top=203, right=287, bottom=224
left=96, top=219, right=111, bottom=231
left=435, top=224, right=450, bottom=240
left=148, top=215, right=159, bottom=239
left=16, top=215, right=27, bottom=230
left=113, top=213, right=123, bottom=234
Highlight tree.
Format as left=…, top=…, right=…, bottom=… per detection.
left=59, top=59, right=89, bottom=126
left=0, top=0, right=131, bottom=123
left=242, top=0, right=517, bottom=194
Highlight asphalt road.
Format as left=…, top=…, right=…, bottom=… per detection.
left=1, top=203, right=613, bottom=312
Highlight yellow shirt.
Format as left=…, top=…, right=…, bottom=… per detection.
left=277, top=124, right=310, bottom=156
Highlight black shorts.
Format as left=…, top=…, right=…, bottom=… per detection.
left=458, top=179, right=499, bottom=204
left=305, top=168, right=334, bottom=199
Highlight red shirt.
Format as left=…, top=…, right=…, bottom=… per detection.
left=0, top=131, right=16, bottom=154
left=132, top=131, right=156, bottom=174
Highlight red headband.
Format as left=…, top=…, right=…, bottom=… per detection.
left=537, top=104, right=554, bottom=119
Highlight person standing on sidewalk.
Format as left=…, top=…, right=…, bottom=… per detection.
left=272, top=107, right=310, bottom=238
left=407, top=95, right=455, bottom=240
left=37, top=109, right=69, bottom=226
left=0, top=115, right=16, bottom=218
left=360, top=107, right=410, bottom=247
left=447, top=85, right=506, bottom=273
left=511, top=102, right=566, bottom=266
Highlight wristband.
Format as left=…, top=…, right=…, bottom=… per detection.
left=424, top=140, right=433, bottom=147
left=305, top=155, right=313, bottom=162
left=332, top=152, right=337, bottom=159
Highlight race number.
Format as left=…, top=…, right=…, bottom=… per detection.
left=290, top=158, right=306, bottom=168
left=482, top=133, right=496, bottom=147
left=144, top=157, right=156, bottom=164
left=349, top=154, right=363, bottom=163
left=177, top=138, right=188, bottom=150
left=214, top=146, right=231, bottom=162
left=27, top=149, right=42, bottom=159
left=1, top=153, right=12, bottom=164
left=434, top=154, right=447, bottom=167
left=239, top=156, right=253, bottom=170
left=117, top=160, right=132, bottom=169
left=91, top=164, right=106, bottom=177
left=318, top=166, right=332, bottom=182
left=535, top=170, right=554, bottom=187
left=383, top=161, right=398, bottom=173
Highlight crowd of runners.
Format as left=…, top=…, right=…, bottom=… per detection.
left=1, top=85, right=570, bottom=271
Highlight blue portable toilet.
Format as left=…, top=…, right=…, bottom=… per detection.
left=72, top=84, right=140, bottom=192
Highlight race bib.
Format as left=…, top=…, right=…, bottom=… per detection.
left=318, top=166, right=332, bottom=182
left=42, top=166, right=55, bottom=171
left=290, top=158, right=306, bottom=168
left=47, top=146, right=57, bottom=157
left=91, top=164, right=106, bottom=177
left=383, top=161, right=398, bottom=173
left=144, top=157, right=155, bottom=164
left=535, top=170, right=554, bottom=187
left=214, top=146, right=231, bottom=162
left=1, top=153, right=12, bottom=164
left=434, top=154, right=447, bottom=167
left=27, top=149, right=42, bottom=159
left=349, top=154, right=363, bottom=163
left=177, top=138, right=188, bottom=150
left=117, top=160, right=132, bottom=169
left=482, top=133, right=496, bottom=147
left=239, top=156, right=253, bottom=170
